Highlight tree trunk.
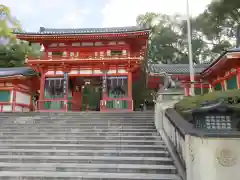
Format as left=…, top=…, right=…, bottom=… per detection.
left=236, top=24, right=240, bottom=48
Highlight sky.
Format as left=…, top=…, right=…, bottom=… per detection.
left=2, top=0, right=212, bottom=32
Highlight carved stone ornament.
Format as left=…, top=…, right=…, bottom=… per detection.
left=188, top=143, right=194, bottom=162
left=217, top=148, right=238, bottom=167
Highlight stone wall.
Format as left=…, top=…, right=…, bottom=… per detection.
left=154, top=97, right=240, bottom=180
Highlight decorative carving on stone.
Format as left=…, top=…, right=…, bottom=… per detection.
left=217, top=148, right=238, bottom=167
left=188, top=143, right=194, bottom=162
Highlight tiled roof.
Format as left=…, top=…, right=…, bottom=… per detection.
left=14, top=26, right=150, bottom=35
left=148, top=64, right=209, bottom=74
left=201, top=48, right=240, bottom=74
left=0, top=67, right=36, bottom=78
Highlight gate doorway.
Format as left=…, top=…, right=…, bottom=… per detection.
left=81, top=86, right=101, bottom=111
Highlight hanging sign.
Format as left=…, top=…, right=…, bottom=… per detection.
left=63, top=73, right=68, bottom=95
left=102, top=75, right=107, bottom=92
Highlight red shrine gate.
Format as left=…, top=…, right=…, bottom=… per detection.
left=15, top=27, right=150, bottom=112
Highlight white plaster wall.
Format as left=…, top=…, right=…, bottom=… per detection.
left=10, top=90, right=13, bottom=103
left=14, top=106, right=23, bottom=112
left=2, top=105, right=12, bottom=112
left=22, top=107, right=30, bottom=112
left=15, top=91, right=31, bottom=105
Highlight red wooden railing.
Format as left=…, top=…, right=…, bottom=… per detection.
left=36, top=99, right=79, bottom=112
left=27, top=53, right=142, bottom=61
left=100, top=98, right=133, bottom=111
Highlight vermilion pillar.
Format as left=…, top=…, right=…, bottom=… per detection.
left=12, top=88, right=16, bottom=112
left=128, top=72, right=133, bottom=111
left=184, top=84, right=190, bottom=96
left=237, top=68, right=240, bottom=89
left=39, top=71, right=45, bottom=110
left=221, top=80, right=226, bottom=91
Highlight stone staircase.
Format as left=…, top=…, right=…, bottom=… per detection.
left=0, top=111, right=181, bottom=180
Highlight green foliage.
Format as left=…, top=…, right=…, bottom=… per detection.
left=132, top=70, right=153, bottom=108
left=137, top=0, right=239, bottom=65
left=0, top=5, right=41, bottom=67
left=196, top=0, right=240, bottom=47
left=175, top=89, right=240, bottom=113
left=0, top=4, right=21, bottom=41
left=0, top=44, right=25, bottom=67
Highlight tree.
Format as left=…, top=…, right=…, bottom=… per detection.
left=197, top=0, right=240, bottom=47
left=0, top=5, right=41, bottom=67
left=137, top=13, right=207, bottom=64
left=0, top=4, right=21, bottom=42
left=0, top=43, right=26, bottom=67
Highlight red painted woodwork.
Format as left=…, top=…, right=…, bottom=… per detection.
left=128, top=72, right=133, bottom=111
left=15, top=29, right=149, bottom=112
left=0, top=78, right=38, bottom=112
left=185, top=86, right=190, bottom=96
left=16, top=31, right=149, bottom=42
left=148, top=51, right=240, bottom=93
left=237, top=68, right=240, bottom=88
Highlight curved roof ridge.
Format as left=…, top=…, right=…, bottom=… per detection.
left=0, top=67, right=36, bottom=78
left=40, top=26, right=148, bottom=32
left=14, top=26, right=150, bottom=35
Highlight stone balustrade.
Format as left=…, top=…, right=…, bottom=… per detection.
left=155, top=94, right=240, bottom=180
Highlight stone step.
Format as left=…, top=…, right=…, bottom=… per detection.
left=0, top=155, right=173, bottom=165
left=0, top=135, right=161, bottom=140
left=0, top=143, right=166, bottom=150
left=0, top=162, right=175, bottom=170
left=2, top=119, right=155, bottom=122
left=0, top=132, right=159, bottom=136
left=3, top=120, right=154, bottom=123
left=1, top=111, right=154, bottom=115
left=0, top=139, right=164, bottom=145
left=0, top=171, right=180, bottom=179
left=0, top=114, right=154, bottom=121
left=0, top=149, right=169, bottom=157
left=0, top=126, right=156, bottom=129
left=1, top=123, right=155, bottom=126
left=0, top=162, right=177, bottom=174
left=3, top=116, right=155, bottom=119
left=0, top=112, right=181, bottom=180
left=2, top=120, right=155, bottom=124
left=0, top=127, right=157, bottom=134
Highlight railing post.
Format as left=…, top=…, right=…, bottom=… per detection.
left=65, top=100, right=68, bottom=112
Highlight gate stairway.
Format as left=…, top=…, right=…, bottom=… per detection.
left=0, top=111, right=181, bottom=180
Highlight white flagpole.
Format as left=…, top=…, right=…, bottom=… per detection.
left=186, top=0, right=195, bottom=96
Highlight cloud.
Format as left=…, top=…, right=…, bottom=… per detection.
left=1, top=0, right=90, bottom=31
left=101, top=0, right=212, bottom=27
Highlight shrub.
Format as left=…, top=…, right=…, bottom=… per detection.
left=175, top=89, right=240, bottom=113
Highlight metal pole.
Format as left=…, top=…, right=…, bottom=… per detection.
left=186, top=0, right=195, bottom=96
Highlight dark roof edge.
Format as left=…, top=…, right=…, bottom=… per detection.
left=200, top=51, right=227, bottom=75
left=148, top=72, right=201, bottom=75
left=201, top=48, right=240, bottom=75
left=0, top=67, right=37, bottom=78
left=13, top=28, right=151, bottom=35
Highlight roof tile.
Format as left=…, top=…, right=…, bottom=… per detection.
left=0, top=67, right=36, bottom=78
left=148, top=64, right=209, bottom=74
left=15, top=26, right=150, bottom=35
